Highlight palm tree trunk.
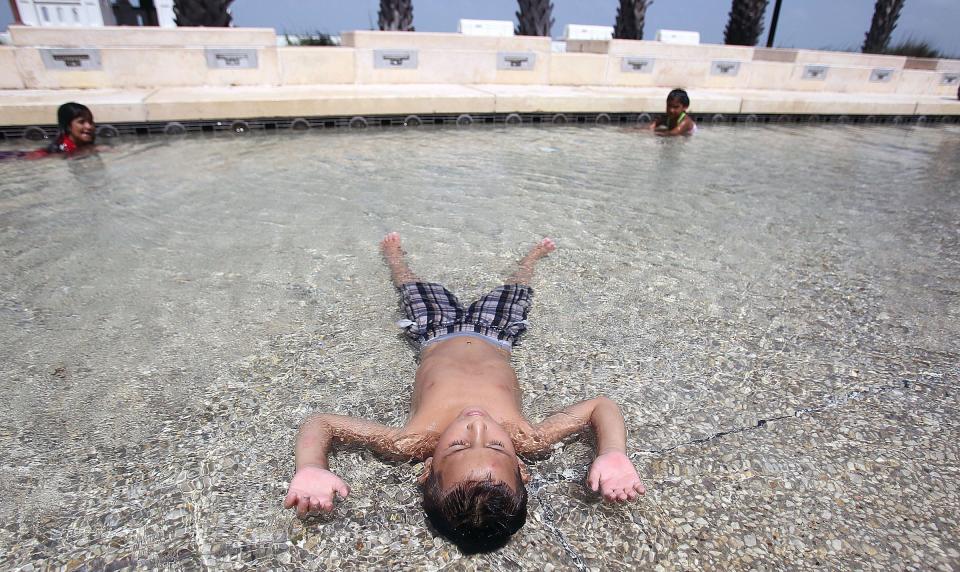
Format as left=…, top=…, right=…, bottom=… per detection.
left=614, top=0, right=653, bottom=41
left=723, top=0, right=769, bottom=46
left=173, top=0, right=232, bottom=27
left=378, top=0, right=414, bottom=32
left=516, top=0, right=554, bottom=37
left=862, top=0, right=905, bottom=54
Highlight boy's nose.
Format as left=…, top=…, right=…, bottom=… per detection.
left=466, top=419, right=486, bottom=442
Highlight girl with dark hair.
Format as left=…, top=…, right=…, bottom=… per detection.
left=7, top=102, right=99, bottom=160
left=40, top=102, right=97, bottom=156
left=48, top=102, right=96, bottom=154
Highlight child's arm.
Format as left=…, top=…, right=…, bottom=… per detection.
left=521, top=396, right=645, bottom=502
left=284, top=414, right=406, bottom=516
left=656, top=116, right=695, bottom=136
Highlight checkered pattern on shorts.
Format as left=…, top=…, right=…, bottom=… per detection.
left=398, top=282, right=534, bottom=347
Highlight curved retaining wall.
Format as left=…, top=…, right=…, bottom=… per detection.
left=0, top=26, right=957, bottom=135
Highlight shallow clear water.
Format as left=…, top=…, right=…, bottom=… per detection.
left=1, top=125, right=958, bottom=570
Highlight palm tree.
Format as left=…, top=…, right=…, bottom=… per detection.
left=614, top=0, right=653, bottom=40
left=862, top=0, right=905, bottom=54
left=723, top=0, right=769, bottom=46
left=173, top=0, right=232, bottom=27
left=379, top=0, right=414, bottom=32
left=516, top=0, right=554, bottom=37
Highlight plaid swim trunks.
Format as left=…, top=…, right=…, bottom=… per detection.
left=397, top=282, right=534, bottom=349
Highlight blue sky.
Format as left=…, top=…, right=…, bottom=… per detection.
left=2, top=1, right=958, bottom=55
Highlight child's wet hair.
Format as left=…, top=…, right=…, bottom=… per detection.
left=667, top=88, right=690, bottom=107
left=56, top=102, right=93, bottom=132
left=421, top=469, right=527, bottom=554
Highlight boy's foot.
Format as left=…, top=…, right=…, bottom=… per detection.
left=526, top=238, right=557, bottom=261
left=507, top=237, right=556, bottom=285
left=380, top=232, right=419, bottom=287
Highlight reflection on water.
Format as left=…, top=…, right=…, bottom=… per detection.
left=1, top=125, right=958, bottom=569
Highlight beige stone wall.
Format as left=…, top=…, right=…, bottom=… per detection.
left=3, top=26, right=957, bottom=97
left=0, top=27, right=957, bottom=126
left=0, top=47, right=26, bottom=89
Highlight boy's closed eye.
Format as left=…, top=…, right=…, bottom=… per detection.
left=447, top=440, right=509, bottom=452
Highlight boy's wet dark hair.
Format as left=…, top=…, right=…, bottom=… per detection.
left=422, top=469, right=528, bottom=554
left=667, top=88, right=690, bottom=107
left=57, top=102, right=93, bottom=133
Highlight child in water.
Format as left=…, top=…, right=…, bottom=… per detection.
left=650, top=88, right=697, bottom=136
left=284, top=233, right=646, bottom=554
left=21, top=102, right=98, bottom=159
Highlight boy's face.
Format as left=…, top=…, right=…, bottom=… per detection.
left=666, top=99, right=687, bottom=120
left=427, top=408, right=524, bottom=489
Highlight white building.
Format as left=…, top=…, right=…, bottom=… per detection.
left=10, top=0, right=176, bottom=28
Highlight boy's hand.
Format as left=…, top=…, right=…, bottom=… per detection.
left=587, top=451, right=646, bottom=502
left=283, top=466, right=350, bottom=516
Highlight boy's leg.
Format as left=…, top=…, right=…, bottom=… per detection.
left=380, top=232, right=420, bottom=287
left=505, top=238, right=556, bottom=285
left=380, top=232, right=464, bottom=346
left=465, top=238, right=556, bottom=345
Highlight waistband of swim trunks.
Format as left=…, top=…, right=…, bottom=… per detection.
left=421, top=322, right=517, bottom=345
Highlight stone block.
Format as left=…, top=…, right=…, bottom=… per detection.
left=341, top=31, right=550, bottom=53
left=904, top=57, right=939, bottom=71
left=739, top=91, right=918, bottom=115
left=0, top=88, right=150, bottom=126
left=353, top=48, right=490, bottom=84
left=652, top=59, right=712, bottom=88
left=795, top=49, right=905, bottom=69
left=0, top=47, right=25, bottom=89
left=914, top=98, right=960, bottom=115
left=894, top=70, right=934, bottom=94
left=565, top=40, right=610, bottom=54
left=937, top=58, right=960, bottom=72
left=745, top=61, right=793, bottom=89
left=549, top=53, right=607, bottom=85
left=606, top=56, right=659, bottom=87
left=752, top=48, right=797, bottom=63
left=279, top=47, right=356, bottom=85
left=702, top=60, right=751, bottom=89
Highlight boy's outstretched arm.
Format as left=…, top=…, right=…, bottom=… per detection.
left=521, top=397, right=646, bottom=502
left=284, top=414, right=406, bottom=516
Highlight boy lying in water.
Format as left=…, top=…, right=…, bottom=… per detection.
left=284, top=233, right=645, bottom=553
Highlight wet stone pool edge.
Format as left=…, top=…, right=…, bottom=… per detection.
left=3, top=111, right=960, bottom=142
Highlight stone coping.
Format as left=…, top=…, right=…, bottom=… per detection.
left=342, top=30, right=553, bottom=52
left=0, top=85, right=956, bottom=133
left=8, top=25, right=277, bottom=47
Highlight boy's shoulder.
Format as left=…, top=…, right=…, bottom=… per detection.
left=390, top=428, right=439, bottom=460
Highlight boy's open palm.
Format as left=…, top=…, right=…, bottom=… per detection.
left=588, top=451, right=646, bottom=502
left=283, top=466, right=350, bottom=516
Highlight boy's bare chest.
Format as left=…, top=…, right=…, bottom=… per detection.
left=404, top=342, right=527, bottom=433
